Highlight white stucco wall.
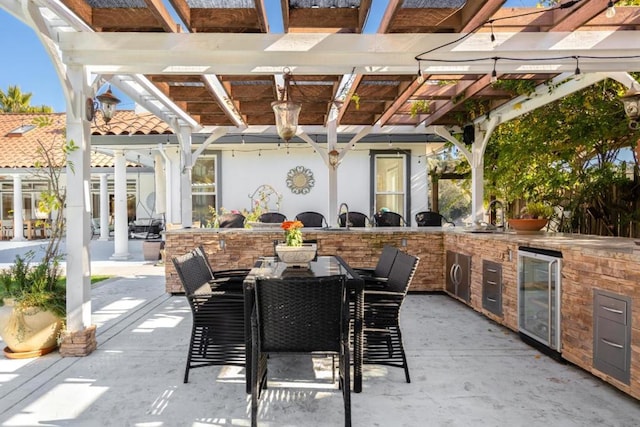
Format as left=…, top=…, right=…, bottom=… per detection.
left=216, top=143, right=429, bottom=225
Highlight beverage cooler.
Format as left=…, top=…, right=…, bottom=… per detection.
left=517, top=246, right=563, bottom=357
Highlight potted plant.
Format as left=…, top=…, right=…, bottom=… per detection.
left=508, top=201, right=554, bottom=232
left=274, top=220, right=316, bottom=267
left=0, top=117, right=75, bottom=358
left=0, top=251, right=65, bottom=357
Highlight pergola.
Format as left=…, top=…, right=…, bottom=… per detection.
left=1, top=0, right=639, bottom=350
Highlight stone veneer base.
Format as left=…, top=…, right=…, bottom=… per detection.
left=59, top=325, right=97, bottom=357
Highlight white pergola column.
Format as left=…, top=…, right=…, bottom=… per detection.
left=158, top=145, right=175, bottom=224
left=178, top=126, right=193, bottom=228
left=327, top=117, right=338, bottom=227
left=111, top=150, right=130, bottom=259
left=470, top=118, right=499, bottom=224
left=154, top=152, right=167, bottom=220
left=64, top=64, right=93, bottom=335
left=11, top=174, right=25, bottom=241
left=99, top=173, right=110, bottom=240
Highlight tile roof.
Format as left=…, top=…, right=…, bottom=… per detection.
left=90, top=110, right=173, bottom=136
left=0, top=112, right=173, bottom=168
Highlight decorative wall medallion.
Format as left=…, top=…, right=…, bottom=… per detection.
left=286, top=166, right=315, bottom=194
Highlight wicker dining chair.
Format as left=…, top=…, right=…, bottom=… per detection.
left=218, top=213, right=246, bottom=228
left=295, top=211, right=328, bottom=227
left=251, top=275, right=351, bottom=427
left=192, top=245, right=250, bottom=293
left=373, top=211, right=407, bottom=227
left=172, top=250, right=246, bottom=383
left=338, top=211, right=369, bottom=227
left=257, top=212, right=287, bottom=223
left=352, top=245, right=399, bottom=289
left=362, top=250, right=419, bottom=383
left=415, top=211, right=455, bottom=227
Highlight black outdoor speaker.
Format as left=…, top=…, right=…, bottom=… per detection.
left=463, top=124, right=474, bottom=145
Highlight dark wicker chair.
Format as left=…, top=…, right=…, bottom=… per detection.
left=251, top=275, right=351, bottom=427
left=415, top=211, right=455, bottom=227
left=353, top=245, right=398, bottom=283
left=192, top=245, right=250, bottom=293
left=218, top=213, right=246, bottom=228
left=338, top=211, right=369, bottom=227
left=373, top=211, right=407, bottom=227
left=172, top=249, right=246, bottom=383
left=257, top=212, right=287, bottom=223
left=362, top=250, right=419, bottom=383
left=295, top=211, right=328, bottom=227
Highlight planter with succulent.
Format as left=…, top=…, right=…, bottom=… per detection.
left=0, top=117, right=75, bottom=358
left=508, top=201, right=554, bottom=232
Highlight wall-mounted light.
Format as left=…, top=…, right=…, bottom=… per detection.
left=328, top=149, right=340, bottom=169
left=621, top=85, right=640, bottom=130
left=86, top=85, right=121, bottom=129
left=272, top=70, right=301, bottom=144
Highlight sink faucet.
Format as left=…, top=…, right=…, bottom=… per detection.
left=487, top=200, right=506, bottom=230
left=338, top=203, right=350, bottom=229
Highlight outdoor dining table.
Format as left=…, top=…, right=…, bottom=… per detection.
left=243, top=255, right=364, bottom=393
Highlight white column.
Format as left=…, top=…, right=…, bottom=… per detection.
left=178, top=126, right=193, bottom=228
left=327, top=115, right=338, bottom=227
left=11, top=174, right=25, bottom=241
left=154, top=153, right=166, bottom=216
left=470, top=148, right=484, bottom=224
left=64, top=64, right=93, bottom=332
left=111, top=150, right=130, bottom=259
left=99, top=173, right=110, bottom=240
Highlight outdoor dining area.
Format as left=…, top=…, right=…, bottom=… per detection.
left=170, top=243, right=419, bottom=426
left=1, top=240, right=639, bottom=426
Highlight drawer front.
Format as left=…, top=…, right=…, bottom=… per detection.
left=482, top=260, right=502, bottom=316
left=594, top=317, right=629, bottom=374
left=595, top=293, right=628, bottom=325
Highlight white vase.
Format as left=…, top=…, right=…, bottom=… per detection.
left=275, top=243, right=317, bottom=267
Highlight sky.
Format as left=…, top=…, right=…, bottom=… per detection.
left=0, top=0, right=537, bottom=113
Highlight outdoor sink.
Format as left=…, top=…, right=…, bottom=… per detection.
left=464, top=228, right=505, bottom=234
left=320, top=227, right=352, bottom=232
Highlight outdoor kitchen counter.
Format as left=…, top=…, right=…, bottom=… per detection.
left=165, top=227, right=640, bottom=400
left=444, top=229, right=640, bottom=401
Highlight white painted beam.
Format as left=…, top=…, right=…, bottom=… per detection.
left=58, top=31, right=640, bottom=75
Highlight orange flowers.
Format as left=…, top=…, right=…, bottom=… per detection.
left=281, top=220, right=304, bottom=246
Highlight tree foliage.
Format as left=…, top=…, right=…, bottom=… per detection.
left=484, top=76, right=640, bottom=235
left=0, top=85, right=53, bottom=113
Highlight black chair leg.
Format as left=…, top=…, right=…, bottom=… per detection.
left=396, top=328, right=411, bottom=383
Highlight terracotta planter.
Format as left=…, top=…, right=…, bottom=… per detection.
left=507, top=218, right=548, bottom=232
left=0, top=299, right=63, bottom=357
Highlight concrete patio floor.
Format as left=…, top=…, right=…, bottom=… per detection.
left=0, top=240, right=639, bottom=426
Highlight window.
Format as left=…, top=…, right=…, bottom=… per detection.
left=370, top=150, right=410, bottom=222
left=90, top=179, right=136, bottom=220
left=0, top=181, right=48, bottom=220
left=191, top=154, right=218, bottom=225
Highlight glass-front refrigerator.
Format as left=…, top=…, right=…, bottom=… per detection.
left=518, top=247, right=563, bottom=356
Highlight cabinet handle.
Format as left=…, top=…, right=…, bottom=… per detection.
left=601, top=338, right=624, bottom=349
left=487, top=297, right=497, bottom=302
left=453, top=263, right=462, bottom=285
left=601, top=306, right=623, bottom=314
left=487, top=268, right=497, bottom=273
left=486, top=280, right=497, bottom=285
